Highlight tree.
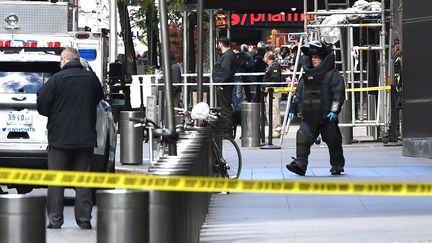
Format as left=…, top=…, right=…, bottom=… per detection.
left=131, top=0, right=185, bottom=70
left=117, top=0, right=137, bottom=75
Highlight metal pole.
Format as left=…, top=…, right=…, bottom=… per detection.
left=380, top=0, right=388, bottom=128
left=261, top=88, right=281, bottom=149
left=349, top=27, right=356, bottom=124
left=359, top=26, right=364, bottom=120
left=158, top=0, right=176, bottom=155
left=227, top=11, right=231, bottom=39
left=280, top=36, right=304, bottom=146
left=260, top=94, right=266, bottom=144
left=182, top=11, right=189, bottom=110
left=72, top=0, right=78, bottom=31
left=209, top=9, right=215, bottom=108
left=339, top=29, right=348, bottom=100
left=304, top=0, right=308, bottom=33
left=197, top=0, right=204, bottom=103
left=109, top=0, right=118, bottom=63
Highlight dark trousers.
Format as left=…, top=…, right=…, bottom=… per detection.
left=47, top=147, right=94, bottom=227
left=296, top=119, right=345, bottom=169
left=216, top=86, right=234, bottom=131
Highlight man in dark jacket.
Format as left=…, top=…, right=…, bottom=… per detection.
left=232, top=44, right=255, bottom=108
left=263, top=51, right=283, bottom=138
left=212, top=37, right=237, bottom=135
left=37, top=47, right=104, bottom=229
left=252, top=41, right=267, bottom=102
left=286, top=41, right=346, bottom=176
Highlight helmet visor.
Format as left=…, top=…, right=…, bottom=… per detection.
left=300, top=41, right=329, bottom=57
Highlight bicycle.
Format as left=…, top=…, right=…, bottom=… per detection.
left=176, top=103, right=242, bottom=179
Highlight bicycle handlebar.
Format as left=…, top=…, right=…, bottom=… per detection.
left=129, top=117, right=178, bottom=141
left=129, top=117, right=147, bottom=124
left=210, top=107, right=222, bottom=113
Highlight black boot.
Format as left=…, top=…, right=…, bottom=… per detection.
left=330, top=166, right=344, bottom=175
left=286, top=157, right=306, bottom=176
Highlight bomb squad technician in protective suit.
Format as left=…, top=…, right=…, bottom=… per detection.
left=286, top=40, right=346, bottom=176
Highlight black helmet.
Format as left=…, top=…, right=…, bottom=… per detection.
left=301, top=40, right=331, bottom=58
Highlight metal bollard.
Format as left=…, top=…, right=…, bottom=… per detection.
left=97, top=190, right=149, bottom=243
left=261, top=89, right=281, bottom=149
left=120, top=111, right=144, bottom=164
left=340, top=99, right=353, bottom=144
left=367, top=94, right=377, bottom=139
left=241, top=102, right=261, bottom=147
left=0, top=194, right=46, bottom=243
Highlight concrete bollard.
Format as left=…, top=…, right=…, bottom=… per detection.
left=0, top=194, right=46, bottom=243
left=97, top=190, right=149, bottom=243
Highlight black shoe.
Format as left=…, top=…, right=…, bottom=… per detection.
left=286, top=161, right=306, bottom=176
left=47, top=224, right=61, bottom=229
left=78, top=223, right=92, bottom=230
left=330, top=166, right=344, bottom=175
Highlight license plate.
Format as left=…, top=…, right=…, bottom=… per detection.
left=6, top=111, right=33, bottom=125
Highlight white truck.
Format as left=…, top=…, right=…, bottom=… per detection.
left=0, top=1, right=117, bottom=193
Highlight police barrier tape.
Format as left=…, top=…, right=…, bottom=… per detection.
left=264, top=85, right=391, bottom=94
left=1, top=167, right=432, bottom=196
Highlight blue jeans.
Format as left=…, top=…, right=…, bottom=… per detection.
left=232, top=84, right=243, bottom=111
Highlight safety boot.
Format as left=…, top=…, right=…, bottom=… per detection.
left=286, top=157, right=307, bottom=176
left=330, top=166, right=344, bottom=175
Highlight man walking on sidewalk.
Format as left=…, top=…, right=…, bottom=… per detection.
left=286, top=41, right=345, bottom=176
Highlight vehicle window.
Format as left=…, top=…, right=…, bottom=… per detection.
left=0, top=71, right=50, bottom=94
left=0, top=61, right=59, bottom=94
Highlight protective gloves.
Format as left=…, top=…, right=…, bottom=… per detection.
left=327, top=112, right=338, bottom=122
left=288, top=112, right=296, bottom=121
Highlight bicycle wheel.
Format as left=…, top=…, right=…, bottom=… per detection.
left=211, top=135, right=242, bottom=179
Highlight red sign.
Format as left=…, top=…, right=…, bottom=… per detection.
left=231, top=12, right=314, bottom=26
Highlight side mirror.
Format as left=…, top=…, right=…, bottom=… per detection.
left=108, top=93, right=126, bottom=106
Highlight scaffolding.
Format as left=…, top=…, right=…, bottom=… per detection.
left=303, top=0, right=392, bottom=141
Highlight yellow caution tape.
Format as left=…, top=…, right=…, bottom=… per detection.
left=1, top=167, right=432, bottom=196
left=264, top=85, right=391, bottom=93
left=346, top=85, right=391, bottom=92
left=263, top=87, right=296, bottom=93
left=264, top=86, right=391, bottom=94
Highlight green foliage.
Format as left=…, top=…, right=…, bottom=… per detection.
left=131, top=0, right=185, bottom=31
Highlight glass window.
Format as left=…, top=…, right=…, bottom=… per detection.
left=0, top=61, right=59, bottom=94
left=0, top=71, right=50, bottom=94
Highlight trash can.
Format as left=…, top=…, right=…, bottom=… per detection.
left=120, top=111, right=144, bottom=164
left=0, top=194, right=46, bottom=243
left=241, top=102, right=260, bottom=147
left=97, top=190, right=149, bottom=243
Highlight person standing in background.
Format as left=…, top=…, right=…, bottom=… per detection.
left=263, top=51, right=283, bottom=138
left=212, top=37, right=237, bottom=137
left=37, top=47, right=103, bottom=229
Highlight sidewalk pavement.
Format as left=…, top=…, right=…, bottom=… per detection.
left=199, top=127, right=432, bottom=242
